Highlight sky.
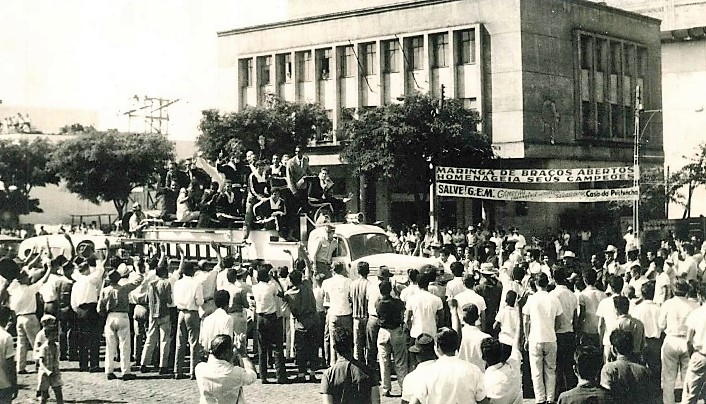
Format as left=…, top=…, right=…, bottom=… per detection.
left=0, top=0, right=287, bottom=140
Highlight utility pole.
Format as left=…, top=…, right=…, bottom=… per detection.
left=429, top=84, right=445, bottom=231
left=633, top=85, right=641, bottom=238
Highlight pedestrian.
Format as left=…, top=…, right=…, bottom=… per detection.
left=195, top=334, right=258, bottom=404
left=522, top=272, right=563, bottom=404
left=173, top=261, right=204, bottom=380
left=577, top=269, right=607, bottom=348
left=0, top=306, right=17, bottom=402
left=36, top=324, right=63, bottom=404
left=455, top=303, right=491, bottom=371
left=365, top=265, right=392, bottom=372
left=557, top=345, right=612, bottom=404
left=7, top=264, right=52, bottom=374
left=281, top=266, right=318, bottom=382
left=658, top=279, right=699, bottom=404
left=195, top=259, right=218, bottom=320
left=629, top=281, right=661, bottom=386
left=375, top=279, right=408, bottom=397
left=408, top=327, right=487, bottom=404
left=55, top=258, right=76, bottom=362
left=313, top=224, right=337, bottom=278
left=320, top=327, right=380, bottom=404
left=493, top=290, right=521, bottom=360
left=682, top=282, right=706, bottom=404
left=140, top=258, right=173, bottom=375
left=481, top=338, right=522, bottom=404
left=251, top=265, right=288, bottom=384
left=350, top=262, right=369, bottom=362
left=199, top=290, right=234, bottom=354
left=322, top=262, right=353, bottom=367
left=400, top=334, right=436, bottom=404
left=98, top=267, right=143, bottom=380
left=404, top=269, right=443, bottom=369
left=220, top=267, right=250, bottom=356
left=597, top=276, right=624, bottom=362
left=600, top=329, right=651, bottom=404
left=550, top=266, right=579, bottom=397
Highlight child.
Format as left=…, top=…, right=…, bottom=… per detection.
left=34, top=315, right=57, bottom=375
left=494, top=290, right=521, bottom=361
left=37, top=324, right=63, bottom=404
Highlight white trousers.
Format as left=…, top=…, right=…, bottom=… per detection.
left=104, top=313, right=132, bottom=375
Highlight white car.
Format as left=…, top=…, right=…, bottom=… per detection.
left=18, top=234, right=120, bottom=261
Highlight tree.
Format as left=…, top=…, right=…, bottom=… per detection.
left=59, top=123, right=96, bottom=134
left=0, top=138, right=59, bottom=224
left=197, top=96, right=332, bottom=161
left=668, top=142, right=706, bottom=218
left=340, top=94, right=494, bottom=216
left=50, top=131, right=175, bottom=218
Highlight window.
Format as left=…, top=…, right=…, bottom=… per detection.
left=241, top=58, right=253, bottom=87
left=577, top=31, right=647, bottom=139
left=317, top=48, right=332, bottom=80
left=409, top=36, right=424, bottom=71
left=261, top=56, right=272, bottom=85
left=362, top=43, right=376, bottom=76
left=431, top=33, right=449, bottom=68
left=279, top=53, right=292, bottom=83
left=456, top=29, right=476, bottom=64
left=340, top=46, right=355, bottom=77
left=297, top=51, right=312, bottom=82
left=382, top=40, right=399, bottom=73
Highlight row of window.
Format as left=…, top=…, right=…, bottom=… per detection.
left=239, top=28, right=477, bottom=87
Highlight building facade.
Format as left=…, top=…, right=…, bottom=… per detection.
left=217, top=0, right=664, bottom=234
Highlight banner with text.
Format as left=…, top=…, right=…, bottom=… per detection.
left=436, top=166, right=637, bottom=183
left=436, top=183, right=639, bottom=202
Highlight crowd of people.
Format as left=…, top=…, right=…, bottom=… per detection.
left=138, top=145, right=350, bottom=242
left=2, top=203, right=706, bottom=403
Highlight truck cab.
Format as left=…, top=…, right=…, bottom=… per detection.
left=307, top=223, right=435, bottom=283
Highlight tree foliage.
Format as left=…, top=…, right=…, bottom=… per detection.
left=668, top=142, right=706, bottom=218
left=340, top=94, right=494, bottom=197
left=50, top=131, right=174, bottom=218
left=197, top=97, right=332, bottom=160
left=0, top=138, right=59, bottom=221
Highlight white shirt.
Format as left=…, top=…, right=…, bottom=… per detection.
left=445, top=277, right=465, bottom=299
left=484, top=359, right=523, bottom=404
left=407, top=289, right=443, bottom=338
left=630, top=300, right=661, bottom=339
left=457, top=325, right=491, bottom=371
left=678, top=256, right=698, bottom=281
left=400, top=284, right=420, bottom=304
left=402, top=360, right=435, bottom=403
left=200, top=308, right=234, bottom=352
left=454, top=289, right=486, bottom=326
left=522, top=290, right=563, bottom=343
left=173, top=276, right=204, bottom=311
left=629, top=276, right=648, bottom=299
left=549, top=285, right=577, bottom=334
left=659, top=296, right=698, bottom=337
left=366, top=277, right=381, bottom=316
left=596, top=295, right=618, bottom=345
left=321, top=274, right=352, bottom=316
left=195, top=356, right=257, bottom=404
left=496, top=306, right=520, bottom=348
left=38, top=273, right=61, bottom=303
left=413, top=355, right=486, bottom=404
left=0, top=328, right=15, bottom=390
left=7, top=280, right=43, bottom=315
left=251, top=281, right=280, bottom=315
left=654, top=272, right=671, bottom=304
left=578, top=286, right=608, bottom=335
left=686, top=305, right=706, bottom=352
left=70, top=264, right=106, bottom=311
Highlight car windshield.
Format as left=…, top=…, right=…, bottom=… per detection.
left=348, top=233, right=395, bottom=261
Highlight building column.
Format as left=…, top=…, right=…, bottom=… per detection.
left=291, top=51, right=299, bottom=102
left=332, top=47, right=340, bottom=141
left=377, top=39, right=385, bottom=106
left=448, top=29, right=458, bottom=99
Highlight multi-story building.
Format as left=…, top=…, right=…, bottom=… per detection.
left=217, top=0, right=663, bottom=233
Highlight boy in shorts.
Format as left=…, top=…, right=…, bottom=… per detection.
left=37, top=324, right=63, bottom=404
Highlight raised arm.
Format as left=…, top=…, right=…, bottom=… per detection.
left=210, top=241, right=224, bottom=270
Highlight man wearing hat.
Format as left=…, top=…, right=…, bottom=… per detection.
left=7, top=257, right=53, bottom=374
left=603, top=245, right=622, bottom=277
left=99, top=265, right=143, bottom=380
left=624, top=243, right=641, bottom=274
left=400, top=333, right=437, bottom=404
left=313, top=224, right=338, bottom=279
left=484, top=242, right=499, bottom=269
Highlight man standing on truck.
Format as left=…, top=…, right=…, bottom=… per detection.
left=313, top=224, right=338, bottom=279
left=285, top=145, right=312, bottom=212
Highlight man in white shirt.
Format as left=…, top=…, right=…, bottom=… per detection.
left=629, top=281, right=662, bottom=389
left=654, top=256, right=672, bottom=304
left=173, top=261, right=204, bottom=379
left=454, top=303, right=491, bottom=371
left=677, top=242, right=699, bottom=282
left=0, top=306, right=17, bottom=402
left=322, top=262, right=352, bottom=367
left=577, top=269, right=607, bottom=348
left=596, top=276, right=623, bottom=362
left=450, top=274, right=486, bottom=332
left=682, top=283, right=706, bottom=404
left=603, top=245, right=622, bottom=277
left=550, top=267, right=579, bottom=397
left=195, top=260, right=219, bottom=320
left=200, top=290, right=234, bottom=354
left=251, top=265, right=287, bottom=383
left=71, top=253, right=107, bottom=372
left=7, top=264, right=52, bottom=374
left=195, top=334, right=257, bottom=404
left=522, top=272, right=563, bottom=404
left=445, top=262, right=466, bottom=300
left=659, top=279, right=699, bottom=404
left=409, top=327, right=486, bottom=404
left=401, top=334, right=436, bottom=404
left=405, top=271, right=443, bottom=343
